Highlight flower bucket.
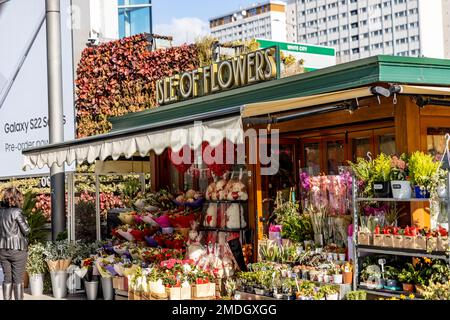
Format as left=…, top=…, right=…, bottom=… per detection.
left=391, top=181, right=411, bottom=199
left=50, top=271, right=68, bottom=299
left=84, top=280, right=99, bottom=300
left=373, top=181, right=391, bottom=198
left=414, top=186, right=430, bottom=199
left=438, top=185, right=447, bottom=198
left=29, top=274, right=44, bottom=296
left=101, top=277, right=114, bottom=300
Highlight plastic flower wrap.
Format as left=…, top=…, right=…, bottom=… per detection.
left=95, top=255, right=119, bottom=278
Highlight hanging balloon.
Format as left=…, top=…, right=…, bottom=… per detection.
left=202, top=139, right=235, bottom=176
left=168, top=145, right=194, bottom=173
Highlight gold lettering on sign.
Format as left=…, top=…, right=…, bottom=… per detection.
left=155, top=48, right=277, bottom=106
left=232, top=55, right=247, bottom=86
left=246, top=52, right=256, bottom=84
left=179, top=72, right=192, bottom=99
left=210, top=64, right=220, bottom=93
left=218, top=60, right=233, bottom=89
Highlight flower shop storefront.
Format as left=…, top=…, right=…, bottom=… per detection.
left=21, top=55, right=450, bottom=300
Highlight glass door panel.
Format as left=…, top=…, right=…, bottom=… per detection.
left=378, top=134, right=396, bottom=155
left=303, top=142, right=321, bottom=175
left=326, top=140, right=345, bottom=175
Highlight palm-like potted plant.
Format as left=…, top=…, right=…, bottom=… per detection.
left=373, top=153, right=392, bottom=197
left=408, top=151, right=441, bottom=198
left=26, top=243, right=47, bottom=296
left=390, top=154, right=411, bottom=199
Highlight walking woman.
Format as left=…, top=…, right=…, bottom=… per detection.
left=0, top=188, right=29, bottom=300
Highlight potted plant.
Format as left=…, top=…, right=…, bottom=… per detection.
left=331, top=265, right=343, bottom=284
left=398, top=263, right=417, bottom=293
left=372, top=153, right=392, bottom=197
left=320, top=284, right=339, bottom=300
left=26, top=243, right=47, bottom=296
left=349, top=157, right=375, bottom=197
left=383, top=266, right=400, bottom=290
left=390, top=154, right=411, bottom=199
left=296, top=281, right=315, bottom=300
left=346, top=290, right=367, bottom=300
left=408, top=151, right=440, bottom=198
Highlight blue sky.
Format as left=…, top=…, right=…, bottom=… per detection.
left=152, top=0, right=274, bottom=44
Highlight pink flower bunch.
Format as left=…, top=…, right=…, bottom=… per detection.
left=391, top=155, right=406, bottom=170
left=300, top=172, right=311, bottom=191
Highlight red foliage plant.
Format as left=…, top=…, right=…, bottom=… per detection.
left=76, top=33, right=199, bottom=138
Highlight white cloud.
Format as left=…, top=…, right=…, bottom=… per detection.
left=154, top=17, right=210, bottom=45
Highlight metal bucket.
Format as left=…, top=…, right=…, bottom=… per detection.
left=84, top=280, right=99, bottom=300
left=29, top=274, right=44, bottom=296
left=50, top=271, right=68, bottom=299
left=101, top=277, right=114, bottom=300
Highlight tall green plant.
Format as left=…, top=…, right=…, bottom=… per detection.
left=373, top=153, right=391, bottom=182
left=408, top=151, right=440, bottom=188
left=348, top=157, right=375, bottom=196
left=22, top=191, right=48, bottom=244
left=27, top=243, right=48, bottom=275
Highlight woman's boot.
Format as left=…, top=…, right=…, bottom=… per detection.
left=2, top=283, right=13, bottom=300
left=13, top=283, right=24, bottom=300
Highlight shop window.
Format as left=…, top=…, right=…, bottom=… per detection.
left=326, top=140, right=345, bottom=175
left=303, top=142, right=320, bottom=175
left=427, top=127, right=450, bottom=162
left=352, top=137, right=371, bottom=161
left=379, top=134, right=396, bottom=155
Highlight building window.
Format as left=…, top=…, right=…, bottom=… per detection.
left=352, top=48, right=360, bottom=54
left=351, top=22, right=358, bottom=28
left=118, top=0, right=152, bottom=38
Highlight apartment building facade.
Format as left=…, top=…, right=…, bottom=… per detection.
left=286, top=0, right=447, bottom=63
left=209, top=0, right=287, bottom=43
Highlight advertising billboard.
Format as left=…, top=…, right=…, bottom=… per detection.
left=0, top=0, right=75, bottom=178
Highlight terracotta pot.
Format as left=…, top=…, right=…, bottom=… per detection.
left=343, top=271, right=353, bottom=284
left=23, top=271, right=29, bottom=288
left=402, top=283, right=415, bottom=293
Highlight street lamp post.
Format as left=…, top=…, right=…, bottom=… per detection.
left=45, top=0, right=66, bottom=241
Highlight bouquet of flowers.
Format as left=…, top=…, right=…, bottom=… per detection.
left=75, top=257, right=96, bottom=282
left=168, top=207, right=201, bottom=229
left=95, top=255, right=119, bottom=278
left=44, top=240, right=76, bottom=272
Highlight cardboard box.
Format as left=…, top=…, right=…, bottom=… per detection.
left=113, top=276, right=128, bottom=291
left=383, top=234, right=394, bottom=247
left=168, top=286, right=192, bottom=300
left=373, top=234, right=385, bottom=247
left=415, top=235, right=427, bottom=250
left=437, top=237, right=449, bottom=252
left=357, top=232, right=372, bottom=245
left=192, top=283, right=216, bottom=298
left=393, top=235, right=404, bottom=248
left=426, top=237, right=438, bottom=252
left=403, top=236, right=416, bottom=249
